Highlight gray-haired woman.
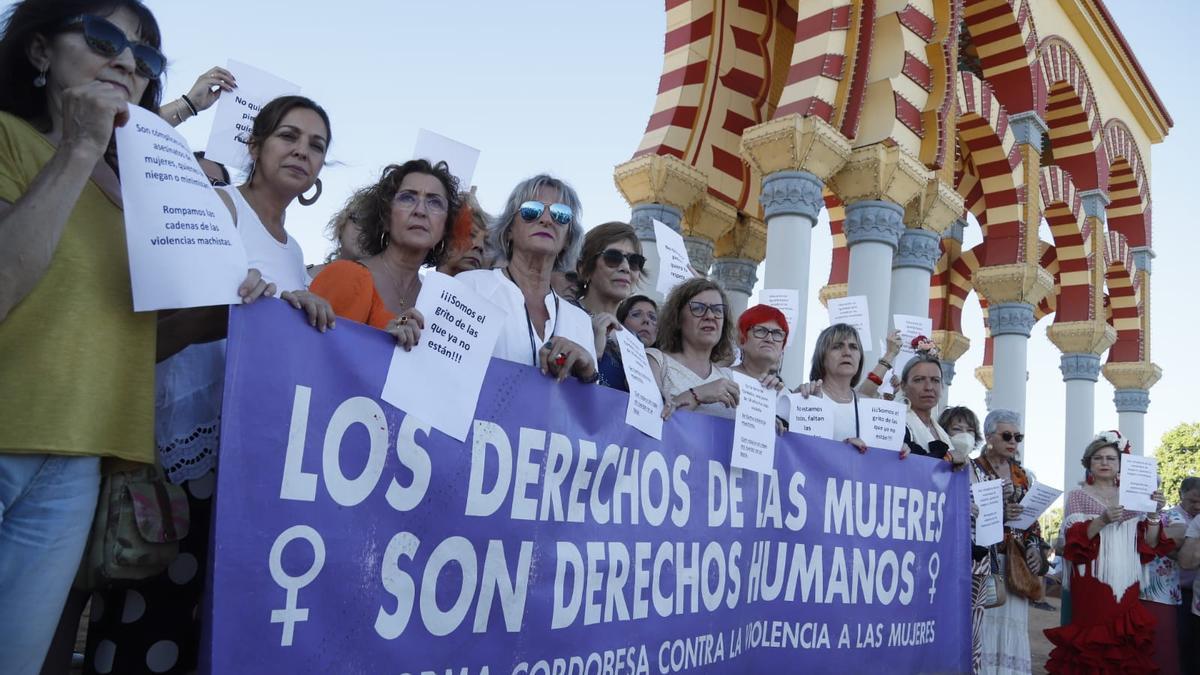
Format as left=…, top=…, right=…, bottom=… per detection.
left=456, top=174, right=597, bottom=382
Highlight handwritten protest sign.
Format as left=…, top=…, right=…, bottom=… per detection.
left=614, top=328, right=663, bottom=439
left=114, top=106, right=247, bottom=311
left=209, top=300, right=971, bottom=675
left=654, top=219, right=692, bottom=296
left=381, top=271, right=505, bottom=441
left=205, top=60, right=301, bottom=169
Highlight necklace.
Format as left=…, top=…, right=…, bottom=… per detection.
left=503, top=267, right=559, bottom=366
left=824, top=385, right=854, bottom=404
left=378, top=258, right=420, bottom=311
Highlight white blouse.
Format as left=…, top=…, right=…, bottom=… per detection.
left=455, top=268, right=597, bottom=367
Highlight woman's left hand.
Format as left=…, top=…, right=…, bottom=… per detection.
left=185, top=66, right=237, bottom=112
left=1024, top=540, right=1043, bottom=573
left=1005, top=502, right=1025, bottom=521
left=1151, top=490, right=1165, bottom=513
left=281, top=290, right=336, bottom=332
left=948, top=448, right=968, bottom=470
left=590, top=312, right=620, bottom=357
left=884, top=329, right=902, bottom=360
left=540, top=336, right=597, bottom=383
left=759, top=371, right=785, bottom=392
left=386, top=308, right=425, bottom=351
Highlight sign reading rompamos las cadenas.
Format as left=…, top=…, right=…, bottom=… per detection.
left=207, top=299, right=971, bottom=675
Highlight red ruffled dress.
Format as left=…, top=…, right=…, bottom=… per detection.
left=1044, top=489, right=1174, bottom=674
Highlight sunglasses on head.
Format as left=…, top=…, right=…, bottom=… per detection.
left=519, top=201, right=572, bottom=226
left=598, top=249, right=646, bottom=272
left=1000, top=431, right=1024, bottom=443
left=62, top=15, right=165, bottom=80
left=687, top=301, right=725, bottom=318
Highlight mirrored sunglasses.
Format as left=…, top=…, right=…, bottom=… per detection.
left=519, top=201, right=572, bottom=226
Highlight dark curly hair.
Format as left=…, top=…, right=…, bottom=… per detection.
left=0, top=0, right=164, bottom=129
left=355, top=159, right=461, bottom=267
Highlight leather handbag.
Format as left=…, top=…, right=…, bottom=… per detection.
left=1003, top=534, right=1044, bottom=602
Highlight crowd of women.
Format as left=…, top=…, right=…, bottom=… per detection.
left=1, top=1, right=1198, bottom=674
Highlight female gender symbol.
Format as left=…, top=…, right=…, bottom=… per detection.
left=927, top=552, right=941, bottom=603
left=269, top=525, right=326, bottom=646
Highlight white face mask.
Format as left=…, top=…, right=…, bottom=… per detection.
left=951, top=432, right=976, bottom=455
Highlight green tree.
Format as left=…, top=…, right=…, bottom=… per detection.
left=1154, top=422, right=1200, bottom=503
left=1039, top=505, right=1063, bottom=540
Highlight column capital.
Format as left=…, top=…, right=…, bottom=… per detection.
left=714, top=214, right=767, bottom=263
left=940, top=360, right=956, bottom=388
left=683, top=193, right=738, bottom=243
left=827, top=143, right=931, bottom=208
left=1131, top=246, right=1155, bottom=275
left=710, top=257, right=758, bottom=297
left=629, top=203, right=682, bottom=241
left=818, top=283, right=848, bottom=307
left=943, top=218, right=967, bottom=243
left=614, top=154, right=707, bottom=212
left=1102, top=361, right=1162, bottom=390
left=894, top=228, right=942, bottom=272
left=1047, top=320, right=1117, bottom=355
left=933, top=329, right=971, bottom=363
left=972, top=263, right=1055, bottom=306
left=1008, top=112, right=1049, bottom=152
left=739, top=114, right=852, bottom=180
left=684, top=236, right=715, bottom=276
left=989, top=302, right=1036, bottom=338
left=1079, top=189, right=1111, bottom=221
left=975, top=365, right=994, bottom=390
left=1113, top=388, right=1150, bottom=414
left=904, top=177, right=964, bottom=234
left=1059, top=353, right=1102, bottom=382
left=843, top=200, right=905, bottom=249
left=761, top=171, right=825, bottom=221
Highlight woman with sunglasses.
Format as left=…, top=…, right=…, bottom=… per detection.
left=618, top=294, right=658, bottom=347
left=1044, top=431, right=1169, bottom=674
left=311, top=159, right=459, bottom=350
left=575, top=221, right=645, bottom=390
left=647, top=278, right=739, bottom=419
left=974, top=409, right=1046, bottom=675
left=457, top=174, right=596, bottom=382
left=0, top=3, right=272, bottom=672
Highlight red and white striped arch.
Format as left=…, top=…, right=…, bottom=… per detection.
left=1039, top=166, right=1092, bottom=322
left=956, top=72, right=1024, bottom=265
left=960, top=0, right=1042, bottom=115
left=1103, top=119, right=1151, bottom=249
left=1038, top=36, right=1106, bottom=192
left=1103, top=230, right=1143, bottom=363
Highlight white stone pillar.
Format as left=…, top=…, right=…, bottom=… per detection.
left=988, top=302, right=1035, bottom=423
left=1115, top=388, right=1150, bottom=455
left=760, top=170, right=825, bottom=386
left=890, top=228, right=940, bottom=319
left=1060, top=353, right=1101, bottom=488
left=844, top=200, right=905, bottom=366
left=710, top=257, right=757, bottom=318
left=629, top=203, right=682, bottom=304
left=939, top=360, right=956, bottom=412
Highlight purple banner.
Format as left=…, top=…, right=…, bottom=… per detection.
left=206, top=300, right=971, bottom=674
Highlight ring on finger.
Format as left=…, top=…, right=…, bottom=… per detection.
left=554, top=352, right=567, bottom=367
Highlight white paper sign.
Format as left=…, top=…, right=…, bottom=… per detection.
left=115, top=106, right=248, bottom=312
left=1006, top=482, right=1063, bottom=531
left=654, top=219, right=692, bottom=296
left=972, top=479, right=1005, bottom=547
left=413, top=129, right=481, bottom=192
left=1119, top=455, right=1159, bottom=513
left=786, top=394, right=835, bottom=440
left=729, top=372, right=776, bottom=474
left=758, top=289, right=800, bottom=346
left=381, top=271, right=506, bottom=441
left=827, top=295, right=872, bottom=346
left=881, top=314, right=933, bottom=395
left=614, top=328, right=663, bottom=440
left=204, top=60, right=301, bottom=169
left=856, top=397, right=906, bottom=451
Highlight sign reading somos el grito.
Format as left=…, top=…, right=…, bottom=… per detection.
left=206, top=300, right=970, bottom=675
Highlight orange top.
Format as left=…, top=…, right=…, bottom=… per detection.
left=310, top=260, right=396, bottom=330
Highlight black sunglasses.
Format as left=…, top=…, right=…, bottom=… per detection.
left=61, top=15, right=165, bottom=80
left=1000, top=431, right=1025, bottom=443
left=598, top=249, right=646, bottom=272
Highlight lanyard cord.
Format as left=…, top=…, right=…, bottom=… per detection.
left=503, top=267, right=559, bottom=366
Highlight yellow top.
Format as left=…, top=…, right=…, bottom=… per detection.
left=0, top=112, right=154, bottom=463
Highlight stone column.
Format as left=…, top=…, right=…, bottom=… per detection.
left=710, top=257, right=757, bottom=317
left=683, top=236, right=715, bottom=277
left=844, top=200, right=905, bottom=364
left=758, top=170, right=824, bottom=384
left=890, top=228, right=942, bottom=319
left=988, top=302, right=1036, bottom=422
left=1114, top=389, right=1150, bottom=455
left=1060, top=353, right=1102, bottom=486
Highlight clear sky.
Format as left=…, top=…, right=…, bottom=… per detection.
left=12, top=1, right=1193, bottom=490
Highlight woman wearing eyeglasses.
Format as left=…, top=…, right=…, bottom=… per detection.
left=575, top=221, right=645, bottom=390
left=0, top=3, right=274, bottom=671
left=731, top=304, right=787, bottom=391
left=311, top=159, right=461, bottom=349
left=618, top=294, right=658, bottom=347
left=646, top=278, right=739, bottom=419
left=1044, top=431, right=1169, bottom=674
left=974, top=409, right=1047, bottom=675
left=456, top=174, right=597, bottom=382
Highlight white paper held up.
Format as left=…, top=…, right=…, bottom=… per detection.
left=856, top=397, right=906, bottom=451
left=828, top=295, right=872, bottom=347
left=1119, top=455, right=1159, bottom=513
left=786, top=393, right=835, bottom=440
left=115, top=106, right=247, bottom=311
left=381, top=271, right=507, bottom=441
left=1006, top=482, right=1063, bottom=531
left=730, top=372, right=777, bottom=474
left=413, top=129, right=481, bottom=192
left=972, top=479, right=1005, bottom=547
left=204, top=60, right=301, bottom=169
left=758, top=289, right=800, bottom=347
left=614, top=328, right=663, bottom=439
left=654, top=219, right=692, bottom=297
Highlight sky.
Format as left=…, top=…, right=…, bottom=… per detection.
left=11, top=1, right=1194, bottom=492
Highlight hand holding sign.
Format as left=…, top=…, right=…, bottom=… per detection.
left=204, top=60, right=301, bottom=168
left=730, top=371, right=776, bottom=474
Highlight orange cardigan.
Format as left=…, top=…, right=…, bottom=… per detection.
left=310, top=260, right=395, bottom=330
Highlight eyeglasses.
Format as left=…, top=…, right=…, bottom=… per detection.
left=394, top=190, right=447, bottom=215
left=62, top=15, right=165, bottom=80
left=749, top=325, right=786, bottom=342
left=519, top=201, right=573, bottom=226
left=628, top=308, right=657, bottom=323
left=687, top=301, right=725, bottom=318
left=598, top=249, right=646, bottom=272
left=1000, top=431, right=1025, bottom=443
